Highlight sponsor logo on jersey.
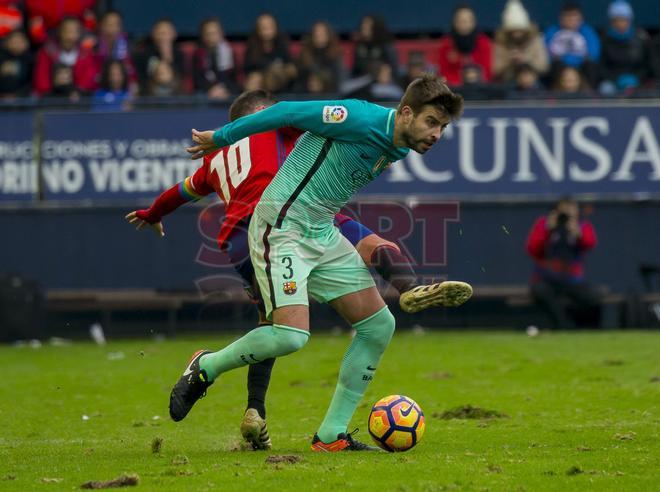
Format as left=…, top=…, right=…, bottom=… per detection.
left=323, top=105, right=348, bottom=123
left=283, top=281, right=297, bottom=295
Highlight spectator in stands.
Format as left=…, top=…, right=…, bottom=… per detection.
left=0, top=30, right=32, bottom=98
left=303, top=70, right=334, bottom=94
left=352, top=15, right=398, bottom=79
left=193, top=17, right=237, bottom=100
left=297, top=21, right=343, bottom=93
left=598, top=0, right=651, bottom=95
left=49, top=64, right=79, bottom=100
left=526, top=197, right=600, bottom=328
left=510, top=63, right=545, bottom=97
left=438, top=5, right=492, bottom=86
left=244, top=13, right=296, bottom=93
left=400, top=51, right=436, bottom=89
left=493, top=0, right=548, bottom=84
left=94, top=10, right=137, bottom=91
left=459, top=63, right=506, bottom=100
left=369, top=62, right=403, bottom=100
left=552, top=65, right=591, bottom=97
left=545, top=2, right=600, bottom=86
left=135, top=18, right=185, bottom=95
left=33, top=16, right=98, bottom=96
left=24, top=0, right=96, bottom=46
left=92, top=59, right=130, bottom=111
left=243, top=70, right=265, bottom=91
left=146, top=60, right=180, bottom=97
left=0, top=1, right=23, bottom=41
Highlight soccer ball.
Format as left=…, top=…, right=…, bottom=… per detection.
left=368, top=395, right=425, bottom=452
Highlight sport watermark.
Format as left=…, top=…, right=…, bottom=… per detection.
left=192, top=199, right=461, bottom=303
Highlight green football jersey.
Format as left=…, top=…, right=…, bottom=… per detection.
left=213, top=99, right=409, bottom=230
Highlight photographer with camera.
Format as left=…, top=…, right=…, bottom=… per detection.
left=526, top=197, right=600, bottom=328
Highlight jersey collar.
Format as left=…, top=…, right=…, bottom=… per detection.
left=386, top=109, right=396, bottom=139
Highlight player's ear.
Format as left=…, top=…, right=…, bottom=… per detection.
left=400, top=105, right=414, bottom=124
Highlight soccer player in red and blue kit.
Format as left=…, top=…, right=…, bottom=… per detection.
left=126, top=90, right=471, bottom=450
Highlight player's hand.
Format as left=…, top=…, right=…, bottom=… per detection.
left=186, top=129, right=218, bottom=160
left=125, top=211, right=165, bottom=237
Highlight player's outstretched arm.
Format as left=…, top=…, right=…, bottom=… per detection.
left=125, top=210, right=165, bottom=237
left=124, top=175, right=209, bottom=236
left=186, top=100, right=373, bottom=160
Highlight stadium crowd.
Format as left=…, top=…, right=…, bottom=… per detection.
left=2, top=0, right=660, bottom=108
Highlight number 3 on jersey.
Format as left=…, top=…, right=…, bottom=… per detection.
left=282, top=256, right=294, bottom=279
left=209, top=137, right=252, bottom=203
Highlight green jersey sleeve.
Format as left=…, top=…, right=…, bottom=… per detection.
left=212, top=99, right=390, bottom=147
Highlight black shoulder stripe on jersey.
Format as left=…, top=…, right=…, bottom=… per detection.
left=262, top=223, right=276, bottom=311
left=275, top=139, right=333, bottom=228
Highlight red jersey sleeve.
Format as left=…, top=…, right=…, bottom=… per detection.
left=526, top=216, right=549, bottom=259
left=189, top=155, right=215, bottom=197
left=578, top=221, right=597, bottom=251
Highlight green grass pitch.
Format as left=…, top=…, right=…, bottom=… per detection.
left=0, top=330, right=658, bottom=491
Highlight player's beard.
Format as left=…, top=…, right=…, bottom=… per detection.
left=410, top=136, right=433, bottom=154
left=403, top=129, right=434, bottom=154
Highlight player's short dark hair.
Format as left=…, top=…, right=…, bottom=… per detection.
left=229, top=90, right=277, bottom=121
left=398, top=73, right=464, bottom=120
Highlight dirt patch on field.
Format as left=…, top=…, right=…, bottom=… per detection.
left=566, top=466, right=584, bottom=476
left=151, top=437, right=163, bottom=454
left=650, top=376, right=660, bottom=383
left=170, top=455, right=189, bottom=465
left=614, top=432, right=636, bottom=441
left=229, top=440, right=254, bottom=452
left=603, top=358, right=624, bottom=366
left=41, top=478, right=63, bottom=484
left=265, top=455, right=302, bottom=464
left=80, top=474, right=139, bottom=489
left=425, top=371, right=453, bottom=380
left=434, top=405, right=508, bottom=420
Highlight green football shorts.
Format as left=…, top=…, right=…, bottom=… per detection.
left=248, top=211, right=375, bottom=318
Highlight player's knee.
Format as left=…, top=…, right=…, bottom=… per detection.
left=377, top=308, right=396, bottom=347
left=272, top=325, right=309, bottom=355
left=357, top=236, right=401, bottom=266
left=354, top=307, right=396, bottom=352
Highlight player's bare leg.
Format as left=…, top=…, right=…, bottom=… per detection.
left=356, top=234, right=473, bottom=313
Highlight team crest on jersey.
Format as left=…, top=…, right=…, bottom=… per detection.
left=283, top=281, right=297, bottom=295
left=323, top=105, right=348, bottom=123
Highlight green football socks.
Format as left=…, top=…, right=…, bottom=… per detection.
left=199, top=324, right=309, bottom=381
left=317, top=306, right=396, bottom=443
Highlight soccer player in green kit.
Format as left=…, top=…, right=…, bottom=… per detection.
left=171, top=74, right=466, bottom=451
